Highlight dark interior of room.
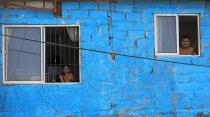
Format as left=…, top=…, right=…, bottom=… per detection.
left=45, top=27, right=79, bottom=83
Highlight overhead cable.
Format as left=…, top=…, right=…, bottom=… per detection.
left=1, top=33, right=210, bottom=68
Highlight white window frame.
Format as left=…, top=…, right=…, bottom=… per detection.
left=2, top=25, right=81, bottom=85
left=154, top=14, right=201, bottom=56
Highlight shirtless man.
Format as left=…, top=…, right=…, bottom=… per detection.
left=179, top=36, right=195, bottom=55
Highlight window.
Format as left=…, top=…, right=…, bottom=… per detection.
left=45, top=27, right=80, bottom=83
left=154, top=14, right=200, bottom=56
left=4, top=27, right=41, bottom=82
left=3, top=25, right=80, bottom=84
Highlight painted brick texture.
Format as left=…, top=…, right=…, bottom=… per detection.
left=0, top=0, right=210, bottom=117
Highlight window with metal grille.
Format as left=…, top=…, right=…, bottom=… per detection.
left=3, top=25, right=80, bottom=84
left=45, top=27, right=80, bottom=83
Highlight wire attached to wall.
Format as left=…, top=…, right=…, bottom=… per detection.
left=1, top=33, right=210, bottom=68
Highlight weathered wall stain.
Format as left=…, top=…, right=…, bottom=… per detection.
left=0, top=0, right=210, bottom=116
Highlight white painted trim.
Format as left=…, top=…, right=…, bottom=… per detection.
left=41, top=26, right=45, bottom=83
left=155, top=14, right=177, bottom=17
left=197, top=14, right=201, bottom=56
left=3, top=25, right=80, bottom=27
left=3, top=25, right=43, bottom=27
left=43, top=25, right=80, bottom=27
left=44, top=82, right=81, bottom=85
left=3, top=81, right=43, bottom=84
left=156, top=53, right=200, bottom=57
left=178, top=55, right=201, bottom=57
left=176, top=15, right=180, bottom=55
left=42, top=26, right=47, bottom=83
left=155, top=14, right=198, bottom=16
left=4, top=81, right=81, bottom=85
left=154, top=14, right=158, bottom=56
left=2, top=25, right=6, bottom=84
left=78, top=25, right=82, bottom=84
left=155, top=53, right=178, bottom=56
left=179, top=14, right=199, bottom=16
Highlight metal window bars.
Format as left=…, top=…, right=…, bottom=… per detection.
left=45, top=27, right=79, bottom=83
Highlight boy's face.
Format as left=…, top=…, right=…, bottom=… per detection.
left=181, top=38, right=190, bottom=48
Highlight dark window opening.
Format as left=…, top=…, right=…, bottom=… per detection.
left=179, top=16, right=199, bottom=55
left=45, top=26, right=80, bottom=83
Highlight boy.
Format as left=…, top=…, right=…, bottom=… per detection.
left=179, top=36, right=195, bottom=55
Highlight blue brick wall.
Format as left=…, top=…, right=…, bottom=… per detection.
left=0, top=0, right=210, bottom=116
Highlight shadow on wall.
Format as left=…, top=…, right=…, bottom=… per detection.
left=196, top=112, right=210, bottom=117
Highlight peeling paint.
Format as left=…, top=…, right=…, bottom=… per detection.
left=109, top=52, right=116, bottom=61
left=134, top=40, right=138, bottom=48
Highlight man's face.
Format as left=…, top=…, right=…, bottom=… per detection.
left=181, top=38, right=190, bottom=48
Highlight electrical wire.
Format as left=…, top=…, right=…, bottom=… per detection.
left=1, top=33, right=210, bottom=68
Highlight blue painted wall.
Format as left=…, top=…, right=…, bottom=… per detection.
left=0, top=0, right=210, bottom=116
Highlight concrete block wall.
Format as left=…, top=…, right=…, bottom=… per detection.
left=0, top=0, right=210, bottom=116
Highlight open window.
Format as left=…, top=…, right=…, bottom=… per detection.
left=45, top=27, right=80, bottom=83
left=155, top=14, right=200, bottom=56
left=3, top=25, right=80, bottom=84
